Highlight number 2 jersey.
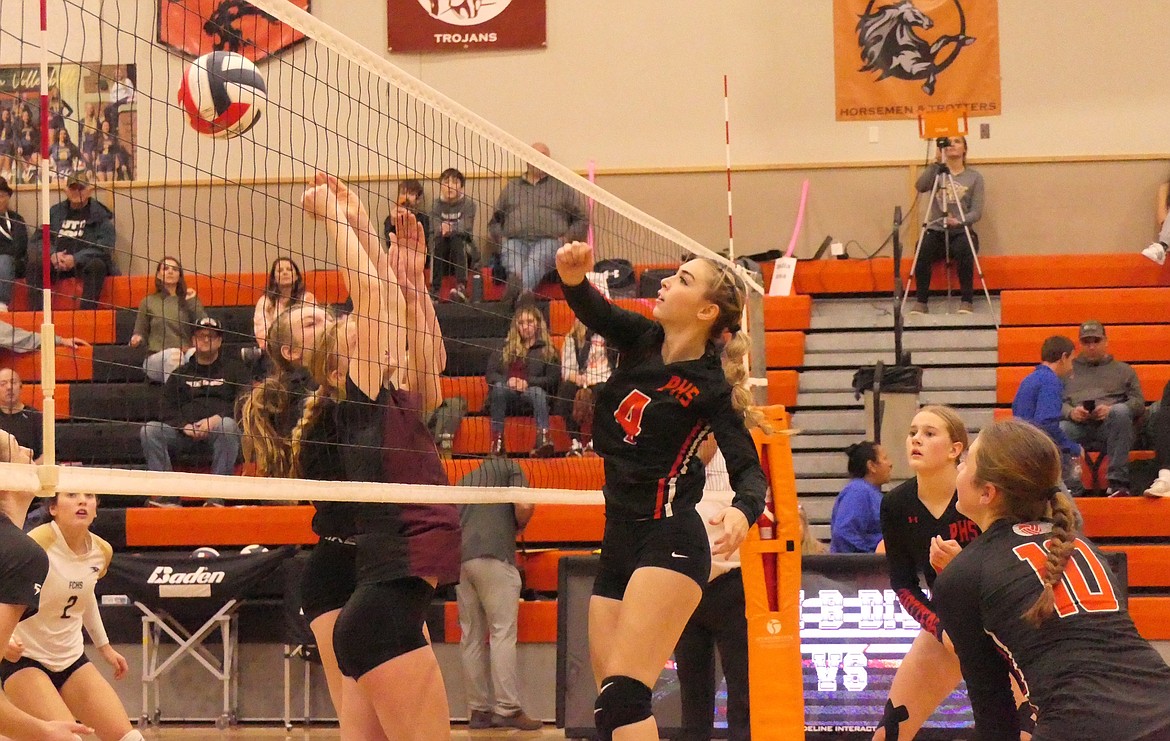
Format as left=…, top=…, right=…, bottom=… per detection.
left=14, top=522, right=114, bottom=671
left=562, top=279, right=766, bottom=524
left=934, top=519, right=1170, bottom=741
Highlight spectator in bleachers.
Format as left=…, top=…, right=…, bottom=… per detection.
left=0, top=369, right=41, bottom=463
left=253, top=257, right=315, bottom=352
left=78, top=105, right=100, bottom=161
left=26, top=170, right=115, bottom=311
left=1140, top=180, right=1169, bottom=265
left=1059, top=320, right=1145, bottom=497
left=455, top=458, right=542, bottom=731
left=139, top=317, right=247, bottom=506
left=558, top=319, right=613, bottom=457
left=909, top=136, right=984, bottom=315
left=0, top=109, right=15, bottom=182
left=1011, top=335, right=1083, bottom=490
left=0, top=320, right=88, bottom=353
left=384, top=179, right=430, bottom=268
left=48, top=128, right=81, bottom=179
left=829, top=441, right=892, bottom=554
left=488, top=142, right=588, bottom=308
left=485, top=306, right=560, bottom=458
left=13, top=108, right=38, bottom=184
left=428, top=167, right=476, bottom=302
left=130, top=256, right=206, bottom=383
left=0, top=177, right=28, bottom=312
left=93, top=129, right=132, bottom=183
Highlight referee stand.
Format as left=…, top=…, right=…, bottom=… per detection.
left=742, top=405, right=804, bottom=739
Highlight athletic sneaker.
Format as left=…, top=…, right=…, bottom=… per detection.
left=491, top=710, right=542, bottom=731
left=567, top=439, right=584, bottom=457
left=957, top=301, right=974, bottom=314
left=1106, top=486, right=1134, bottom=498
left=448, top=284, right=468, bottom=303
left=1143, top=469, right=1170, bottom=498
left=468, top=710, right=493, bottom=730
left=908, top=301, right=928, bottom=315
left=1142, top=242, right=1167, bottom=265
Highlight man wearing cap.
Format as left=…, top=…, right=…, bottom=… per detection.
left=26, top=170, right=116, bottom=310
left=0, top=177, right=27, bottom=312
left=1060, top=320, right=1145, bottom=496
left=140, top=317, right=248, bottom=505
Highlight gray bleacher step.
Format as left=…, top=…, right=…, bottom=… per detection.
left=801, top=497, right=836, bottom=524
left=790, top=432, right=864, bottom=451
left=798, top=389, right=995, bottom=408
left=800, top=348, right=997, bottom=368
left=810, top=296, right=1001, bottom=330
left=809, top=524, right=832, bottom=541
left=794, top=453, right=848, bottom=477
left=797, top=478, right=851, bottom=496
left=792, top=407, right=995, bottom=435
left=798, top=367, right=996, bottom=393
left=804, top=328, right=997, bottom=354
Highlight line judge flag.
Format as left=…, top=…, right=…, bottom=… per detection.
left=388, top=0, right=546, bottom=53
left=833, top=0, right=1001, bottom=122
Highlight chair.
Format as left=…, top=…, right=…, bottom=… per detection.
left=281, top=552, right=320, bottom=730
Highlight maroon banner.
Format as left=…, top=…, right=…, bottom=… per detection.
left=158, top=0, right=310, bottom=61
left=388, top=0, right=546, bottom=53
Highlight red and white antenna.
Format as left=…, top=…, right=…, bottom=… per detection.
left=723, top=75, right=734, bottom=259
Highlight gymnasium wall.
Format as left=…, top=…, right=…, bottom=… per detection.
left=2, top=0, right=1168, bottom=272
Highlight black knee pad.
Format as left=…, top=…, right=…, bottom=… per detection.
left=332, top=578, right=433, bottom=679
left=879, top=700, right=909, bottom=740
left=594, top=675, right=652, bottom=741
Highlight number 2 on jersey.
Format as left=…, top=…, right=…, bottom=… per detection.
left=1013, top=539, right=1120, bottom=618
left=60, top=595, right=78, bottom=619
left=614, top=390, right=651, bottom=444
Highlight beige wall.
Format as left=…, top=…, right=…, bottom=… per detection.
left=2, top=0, right=1168, bottom=273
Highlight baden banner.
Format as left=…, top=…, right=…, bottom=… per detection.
left=388, top=0, right=546, bottom=53
left=833, top=0, right=1001, bottom=122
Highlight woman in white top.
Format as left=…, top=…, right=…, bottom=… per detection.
left=558, top=319, right=614, bottom=456
left=253, top=257, right=316, bottom=351
left=1, top=492, right=141, bottom=741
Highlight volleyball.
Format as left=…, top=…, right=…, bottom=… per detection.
left=178, top=51, right=266, bottom=139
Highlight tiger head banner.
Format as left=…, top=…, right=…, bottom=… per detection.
left=833, top=0, right=1001, bottom=122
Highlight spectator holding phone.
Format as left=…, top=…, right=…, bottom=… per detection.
left=1059, top=321, right=1145, bottom=497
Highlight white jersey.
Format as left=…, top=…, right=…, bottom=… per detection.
left=15, top=522, right=113, bottom=671
left=698, top=448, right=741, bottom=580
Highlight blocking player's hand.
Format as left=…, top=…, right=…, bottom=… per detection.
left=929, top=536, right=961, bottom=573
left=300, top=181, right=341, bottom=222
left=556, top=241, right=593, bottom=287
left=711, top=507, right=750, bottom=556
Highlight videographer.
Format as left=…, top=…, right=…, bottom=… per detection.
left=910, top=136, right=985, bottom=315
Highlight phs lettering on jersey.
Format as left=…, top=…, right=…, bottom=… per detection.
left=657, top=376, right=700, bottom=407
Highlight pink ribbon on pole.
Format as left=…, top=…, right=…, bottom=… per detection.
left=785, top=179, right=810, bottom=258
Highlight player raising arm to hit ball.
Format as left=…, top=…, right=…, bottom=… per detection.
left=0, top=429, right=92, bottom=741
left=935, top=420, right=1170, bottom=741
left=556, top=241, right=767, bottom=741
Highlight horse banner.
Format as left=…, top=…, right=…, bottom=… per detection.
left=833, top=0, right=1001, bottom=122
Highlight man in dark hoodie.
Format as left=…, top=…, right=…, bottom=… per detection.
left=1059, top=320, right=1145, bottom=496
left=0, top=177, right=27, bottom=312
left=26, top=169, right=116, bottom=310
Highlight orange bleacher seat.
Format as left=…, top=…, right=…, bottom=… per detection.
left=764, top=331, right=804, bottom=369
left=1128, top=597, right=1170, bottom=641
left=548, top=298, right=657, bottom=336
left=997, top=364, right=1170, bottom=405
left=2, top=346, right=93, bottom=382
left=188, top=273, right=267, bottom=307
left=103, top=275, right=155, bottom=310
left=522, top=503, right=605, bottom=544
left=124, top=505, right=318, bottom=547
left=518, top=549, right=595, bottom=592
left=766, top=370, right=799, bottom=407
left=18, top=384, right=70, bottom=419
left=999, top=325, right=1170, bottom=365
left=7, top=311, right=116, bottom=345
left=453, top=416, right=571, bottom=456
left=762, top=295, right=811, bottom=330
left=1000, top=288, right=1170, bottom=327
left=443, top=600, right=559, bottom=643
left=441, top=376, right=488, bottom=414
left=441, top=457, right=604, bottom=491
left=303, top=270, right=348, bottom=305
left=1079, top=498, right=1170, bottom=539
left=1100, top=545, right=1170, bottom=589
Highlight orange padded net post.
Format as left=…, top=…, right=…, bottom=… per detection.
left=741, top=405, right=804, bottom=739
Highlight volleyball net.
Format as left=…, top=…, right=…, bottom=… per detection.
left=0, top=0, right=765, bottom=502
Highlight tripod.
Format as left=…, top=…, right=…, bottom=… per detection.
left=900, top=162, right=996, bottom=324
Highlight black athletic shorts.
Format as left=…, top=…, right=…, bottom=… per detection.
left=0, top=653, right=90, bottom=690
left=300, top=537, right=357, bottom=624
left=593, top=508, right=711, bottom=600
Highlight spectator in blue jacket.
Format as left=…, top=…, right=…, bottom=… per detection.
left=829, top=441, right=892, bottom=553
left=1012, top=335, right=1083, bottom=491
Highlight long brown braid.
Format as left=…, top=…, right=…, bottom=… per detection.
left=700, top=258, right=765, bottom=430
left=970, top=419, right=1079, bottom=626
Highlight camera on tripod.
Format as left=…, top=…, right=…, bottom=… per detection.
left=936, top=136, right=952, bottom=149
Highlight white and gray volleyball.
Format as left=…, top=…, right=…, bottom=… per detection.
left=178, top=51, right=266, bottom=139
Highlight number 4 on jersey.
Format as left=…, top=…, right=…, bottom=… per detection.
left=614, top=390, right=651, bottom=444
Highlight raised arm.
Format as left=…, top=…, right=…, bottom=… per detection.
left=556, top=241, right=656, bottom=352
left=389, top=206, right=446, bottom=413
left=302, top=179, right=405, bottom=402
